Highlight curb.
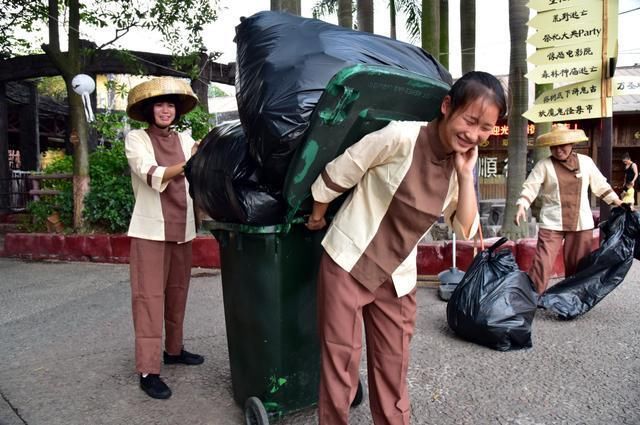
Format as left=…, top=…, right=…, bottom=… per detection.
left=0, top=230, right=600, bottom=279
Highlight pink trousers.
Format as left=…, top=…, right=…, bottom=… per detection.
left=129, top=238, right=192, bottom=373
left=317, top=252, right=417, bottom=425
left=528, top=228, right=593, bottom=294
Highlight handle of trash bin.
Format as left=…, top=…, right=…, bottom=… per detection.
left=322, top=86, right=358, bottom=125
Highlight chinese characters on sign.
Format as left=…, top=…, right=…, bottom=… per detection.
left=478, top=157, right=498, bottom=178
left=8, top=150, right=21, bottom=170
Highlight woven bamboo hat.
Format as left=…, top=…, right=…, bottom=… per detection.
left=536, top=123, right=588, bottom=147
left=126, top=77, right=198, bottom=122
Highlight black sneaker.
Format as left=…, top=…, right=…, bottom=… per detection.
left=163, top=349, right=204, bottom=365
left=139, top=374, right=172, bottom=399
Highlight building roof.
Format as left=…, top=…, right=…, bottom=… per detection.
left=613, top=65, right=640, bottom=113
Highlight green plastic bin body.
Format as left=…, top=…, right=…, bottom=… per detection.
left=207, top=221, right=325, bottom=419
left=204, top=64, right=450, bottom=421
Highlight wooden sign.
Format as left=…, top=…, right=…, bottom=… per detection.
left=533, top=79, right=600, bottom=105
left=527, top=40, right=601, bottom=66
left=525, top=60, right=601, bottom=85
left=527, top=0, right=594, bottom=13
left=523, top=97, right=612, bottom=123
left=528, top=1, right=602, bottom=29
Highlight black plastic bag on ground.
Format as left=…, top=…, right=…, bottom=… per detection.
left=234, top=11, right=452, bottom=187
left=538, top=207, right=640, bottom=320
left=184, top=121, right=285, bottom=225
left=447, top=238, right=538, bottom=351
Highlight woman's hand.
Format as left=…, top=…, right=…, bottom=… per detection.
left=454, top=146, right=478, bottom=177
left=514, top=205, right=527, bottom=226
left=305, top=201, right=329, bottom=231
left=306, top=215, right=327, bottom=230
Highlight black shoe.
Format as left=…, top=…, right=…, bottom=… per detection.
left=139, top=374, right=172, bottom=399
left=163, top=349, right=204, bottom=365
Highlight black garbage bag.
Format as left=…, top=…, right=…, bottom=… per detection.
left=234, top=11, right=452, bottom=187
left=447, top=238, right=538, bottom=351
left=184, top=121, right=285, bottom=225
left=538, top=207, right=640, bottom=320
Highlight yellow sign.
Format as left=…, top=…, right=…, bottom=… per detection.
left=613, top=76, right=640, bottom=96
left=526, top=60, right=601, bottom=85
left=533, top=79, right=601, bottom=105
left=523, top=97, right=612, bottom=123
left=527, top=40, right=601, bottom=66
left=528, top=1, right=602, bottom=29
left=527, top=0, right=593, bottom=12
left=527, top=21, right=603, bottom=49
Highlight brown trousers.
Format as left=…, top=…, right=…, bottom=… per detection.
left=129, top=238, right=192, bottom=374
left=529, top=228, right=593, bottom=294
left=317, top=252, right=417, bottom=425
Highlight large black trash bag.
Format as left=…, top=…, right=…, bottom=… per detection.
left=234, top=10, right=452, bottom=187
left=184, top=121, right=285, bottom=225
left=447, top=238, right=538, bottom=351
left=538, top=207, right=640, bottom=320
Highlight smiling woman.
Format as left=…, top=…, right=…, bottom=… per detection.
left=123, top=76, right=205, bottom=400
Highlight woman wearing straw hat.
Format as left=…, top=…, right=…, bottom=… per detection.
left=125, top=76, right=204, bottom=399
left=515, top=124, right=623, bottom=295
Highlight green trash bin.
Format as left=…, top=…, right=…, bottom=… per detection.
left=204, top=64, right=449, bottom=424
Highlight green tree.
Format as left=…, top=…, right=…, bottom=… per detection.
left=357, top=0, right=374, bottom=32
left=501, top=0, right=529, bottom=239
left=1, top=0, right=217, bottom=230
left=439, top=0, right=448, bottom=68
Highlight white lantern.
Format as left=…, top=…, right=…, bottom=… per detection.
left=71, top=74, right=96, bottom=122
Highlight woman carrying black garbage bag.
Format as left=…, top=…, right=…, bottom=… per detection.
left=305, top=72, right=506, bottom=425
left=125, top=77, right=204, bottom=400
left=514, top=124, right=624, bottom=295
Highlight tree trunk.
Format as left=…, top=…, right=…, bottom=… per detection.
left=530, top=84, right=552, bottom=220
left=271, top=0, right=301, bottom=15
left=41, top=0, right=90, bottom=231
left=338, top=0, right=353, bottom=29
left=501, top=0, right=529, bottom=239
left=421, top=0, right=439, bottom=59
left=439, top=0, right=448, bottom=68
left=460, top=0, right=476, bottom=74
left=389, top=0, right=397, bottom=39
left=357, top=0, right=374, bottom=33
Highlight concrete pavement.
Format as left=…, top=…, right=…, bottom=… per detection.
left=1, top=257, right=639, bottom=425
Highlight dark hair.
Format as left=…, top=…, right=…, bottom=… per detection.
left=141, top=94, right=182, bottom=126
left=439, top=71, right=507, bottom=120
left=622, top=152, right=631, bottom=161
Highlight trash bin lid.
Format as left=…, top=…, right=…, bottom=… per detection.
left=282, top=64, right=450, bottom=221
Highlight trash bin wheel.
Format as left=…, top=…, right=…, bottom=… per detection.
left=244, top=396, right=269, bottom=425
left=351, top=378, right=365, bottom=407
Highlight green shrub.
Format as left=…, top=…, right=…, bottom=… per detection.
left=25, top=154, right=73, bottom=232
left=83, top=141, right=134, bottom=233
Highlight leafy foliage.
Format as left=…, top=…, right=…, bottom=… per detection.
left=83, top=141, right=134, bottom=233
left=176, top=105, right=215, bottom=141
left=1, top=0, right=219, bottom=58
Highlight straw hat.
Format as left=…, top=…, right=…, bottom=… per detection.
left=536, top=123, right=588, bottom=148
left=126, top=77, right=198, bottom=122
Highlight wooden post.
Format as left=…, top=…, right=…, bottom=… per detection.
left=19, top=81, right=40, bottom=172
left=599, top=0, right=613, bottom=223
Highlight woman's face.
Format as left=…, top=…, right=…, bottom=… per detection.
left=153, top=101, right=176, bottom=128
left=622, top=158, right=631, bottom=166
left=550, top=143, right=573, bottom=161
left=439, top=96, right=500, bottom=153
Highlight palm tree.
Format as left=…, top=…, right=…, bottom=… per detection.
left=439, top=0, right=448, bottom=68
left=357, top=0, right=374, bottom=32
left=271, top=0, right=301, bottom=15
left=460, top=0, right=475, bottom=74
left=421, top=0, right=439, bottom=60
left=501, top=0, right=529, bottom=239
left=339, top=0, right=354, bottom=28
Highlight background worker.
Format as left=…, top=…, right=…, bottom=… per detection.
left=515, top=124, right=623, bottom=295
left=622, top=152, right=638, bottom=204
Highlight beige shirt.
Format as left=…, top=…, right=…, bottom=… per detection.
left=125, top=128, right=196, bottom=242
left=311, top=120, right=479, bottom=297
left=517, top=153, right=619, bottom=231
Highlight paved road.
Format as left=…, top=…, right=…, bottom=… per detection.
left=1, top=258, right=638, bottom=425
